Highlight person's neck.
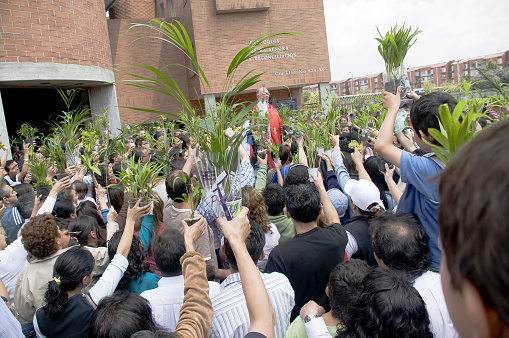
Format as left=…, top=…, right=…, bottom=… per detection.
left=322, top=311, right=341, bottom=327
left=174, top=201, right=191, bottom=210
left=293, top=220, right=318, bottom=235
left=66, top=285, right=82, bottom=298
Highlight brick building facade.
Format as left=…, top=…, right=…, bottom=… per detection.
left=0, top=0, right=332, bottom=140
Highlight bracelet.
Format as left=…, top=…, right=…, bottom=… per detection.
left=1, top=296, right=8, bottom=303
left=303, top=314, right=321, bottom=323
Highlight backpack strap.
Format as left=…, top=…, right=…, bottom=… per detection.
left=423, top=153, right=446, bottom=170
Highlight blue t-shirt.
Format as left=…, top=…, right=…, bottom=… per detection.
left=398, top=151, right=443, bottom=271
left=129, top=271, right=160, bottom=294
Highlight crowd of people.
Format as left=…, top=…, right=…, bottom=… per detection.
left=0, top=85, right=508, bottom=338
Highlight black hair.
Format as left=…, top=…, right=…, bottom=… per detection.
left=4, top=159, right=15, bottom=172
left=410, top=91, right=457, bottom=143
left=72, top=181, right=88, bottom=200
left=54, top=217, right=71, bottom=231
left=283, top=164, right=309, bottom=188
left=17, top=192, right=35, bottom=219
left=68, top=216, right=100, bottom=247
left=52, top=199, right=75, bottom=218
left=165, top=170, right=191, bottom=202
left=133, top=148, right=146, bottom=163
left=328, top=259, right=370, bottom=321
left=224, top=220, right=265, bottom=270
left=108, top=152, right=118, bottom=164
left=12, top=183, right=33, bottom=198
left=363, top=156, right=390, bottom=209
left=278, top=144, right=289, bottom=164
left=289, top=140, right=298, bottom=158
left=42, top=246, right=94, bottom=318
left=369, top=212, right=430, bottom=280
left=108, top=187, right=125, bottom=214
left=108, top=231, right=150, bottom=290
left=152, top=229, right=185, bottom=276
left=412, top=148, right=428, bottom=156
left=262, top=183, right=286, bottom=216
left=339, top=268, right=433, bottom=338
left=285, top=184, right=321, bottom=223
left=135, top=138, right=144, bottom=147
left=130, top=330, right=177, bottom=338
left=89, top=291, right=162, bottom=338
left=77, top=202, right=106, bottom=246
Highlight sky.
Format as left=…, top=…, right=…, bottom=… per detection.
left=323, top=0, right=509, bottom=81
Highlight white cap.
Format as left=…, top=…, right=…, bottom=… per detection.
left=343, top=179, right=385, bottom=212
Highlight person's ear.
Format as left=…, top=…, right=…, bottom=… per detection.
left=219, top=244, right=228, bottom=263
left=418, top=130, right=435, bottom=143
left=258, top=250, right=265, bottom=262
left=90, top=231, right=97, bottom=239
left=462, top=280, right=506, bottom=338
left=285, top=207, right=292, bottom=219
left=325, top=285, right=330, bottom=298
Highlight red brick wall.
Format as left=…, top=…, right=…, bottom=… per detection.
left=0, top=0, right=112, bottom=68
left=109, top=0, right=155, bottom=19
left=188, top=0, right=331, bottom=95
left=108, top=18, right=190, bottom=125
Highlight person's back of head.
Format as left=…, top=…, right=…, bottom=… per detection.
left=341, top=268, right=433, bottom=338
left=152, top=229, right=185, bottom=277
left=224, top=220, right=265, bottom=270
left=20, top=214, right=60, bottom=259
left=328, top=259, right=370, bottom=322
left=369, top=212, right=430, bottom=280
left=42, top=246, right=94, bottom=318
left=52, top=199, right=75, bottom=218
left=135, top=138, right=144, bottom=148
left=165, top=170, right=191, bottom=202
left=90, top=291, right=161, bottom=338
left=133, top=147, right=146, bottom=163
left=283, top=164, right=309, bottom=188
left=108, top=187, right=125, bottom=214
left=363, top=156, right=390, bottom=209
left=285, top=183, right=321, bottom=223
left=72, top=181, right=88, bottom=201
left=279, top=144, right=289, bottom=164
left=68, top=215, right=100, bottom=247
left=410, top=91, right=457, bottom=144
left=108, top=230, right=149, bottom=290
left=12, top=183, right=33, bottom=198
left=17, top=192, right=35, bottom=219
left=262, top=183, right=286, bottom=216
left=439, top=117, right=509, bottom=337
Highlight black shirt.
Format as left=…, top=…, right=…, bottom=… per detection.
left=265, top=223, right=348, bottom=320
left=343, top=216, right=378, bottom=267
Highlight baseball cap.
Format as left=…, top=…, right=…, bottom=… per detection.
left=327, top=188, right=349, bottom=217
left=343, top=179, right=385, bottom=212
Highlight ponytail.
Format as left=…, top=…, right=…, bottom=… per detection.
left=43, top=279, right=69, bottom=318
left=42, top=246, right=95, bottom=319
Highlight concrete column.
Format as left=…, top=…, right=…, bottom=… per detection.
left=89, top=84, right=122, bottom=136
left=204, top=93, right=217, bottom=116
left=318, top=82, right=331, bottom=112
left=0, top=90, right=12, bottom=160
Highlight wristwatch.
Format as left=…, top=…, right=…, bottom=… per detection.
left=303, top=314, right=321, bottom=323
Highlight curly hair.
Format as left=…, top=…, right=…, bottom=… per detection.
left=108, top=231, right=150, bottom=290
left=21, top=214, right=60, bottom=259
left=241, top=185, right=272, bottom=234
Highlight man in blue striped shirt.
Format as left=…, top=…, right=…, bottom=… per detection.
left=210, top=220, right=295, bottom=338
left=0, top=182, right=24, bottom=239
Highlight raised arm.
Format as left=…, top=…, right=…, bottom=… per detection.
left=310, top=171, right=340, bottom=225
left=296, top=136, right=308, bottom=166
left=0, top=145, right=9, bottom=169
left=218, top=207, right=275, bottom=338
left=116, top=201, right=151, bottom=258
left=330, top=133, right=353, bottom=192
left=254, top=155, right=268, bottom=192
left=374, top=87, right=403, bottom=167
left=351, top=148, right=371, bottom=182
left=36, top=176, right=71, bottom=216
left=175, top=217, right=214, bottom=338
left=182, top=146, right=196, bottom=176
left=384, top=163, right=403, bottom=205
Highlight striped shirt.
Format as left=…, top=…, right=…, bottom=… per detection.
left=1, top=207, right=24, bottom=238
left=210, top=271, right=295, bottom=338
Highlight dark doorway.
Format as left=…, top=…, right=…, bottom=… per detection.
left=1, top=88, right=90, bottom=144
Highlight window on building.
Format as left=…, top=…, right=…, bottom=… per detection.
left=355, top=81, right=358, bottom=85
left=342, top=83, right=346, bottom=87
left=498, top=57, right=503, bottom=65
left=442, top=66, right=446, bottom=72
left=442, top=74, right=446, bottom=79
left=471, top=69, right=478, bottom=76
left=449, top=66, right=454, bottom=72
left=464, top=63, right=468, bottom=70
left=330, top=84, right=337, bottom=90
left=374, top=78, right=378, bottom=83
left=415, top=71, right=419, bottom=76
left=464, top=70, right=469, bottom=76
left=450, top=72, right=454, bottom=79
